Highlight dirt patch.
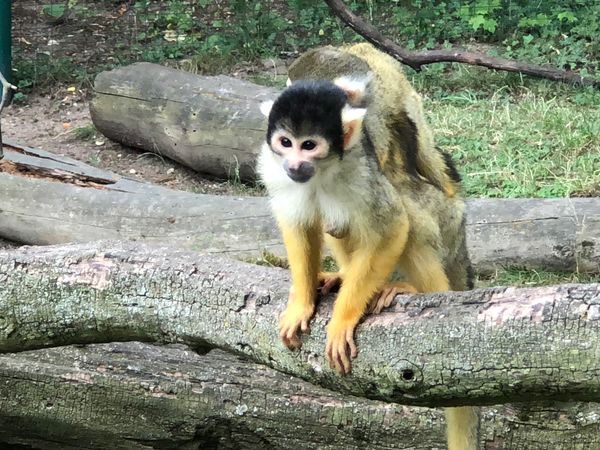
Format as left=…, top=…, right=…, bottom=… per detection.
left=2, top=93, right=258, bottom=195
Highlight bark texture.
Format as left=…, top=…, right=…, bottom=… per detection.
left=90, top=63, right=276, bottom=181
left=1, top=241, right=599, bottom=408
left=1, top=141, right=598, bottom=274
left=2, top=342, right=599, bottom=450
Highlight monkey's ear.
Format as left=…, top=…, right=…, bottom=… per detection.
left=286, top=78, right=292, bottom=87
left=259, top=100, right=274, bottom=117
left=334, top=75, right=371, bottom=105
left=341, top=106, right=366, bottom=150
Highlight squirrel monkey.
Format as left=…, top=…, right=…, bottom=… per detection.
left=257, top=43, right=478, bottom=450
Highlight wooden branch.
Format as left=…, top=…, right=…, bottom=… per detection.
left=90, top=63, right=277, bottom=181
left=324, top=0, right=600, bottom=88
left=1, top=141, right=598, bottom=274
left=3, top=342, right=599, bottom=449
left=1, top=241, right=599, bottom=407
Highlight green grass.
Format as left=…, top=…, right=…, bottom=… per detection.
left=477, top=267, right=600, bottom=288
left=71, top=123, right=97, bottom=141
left=413, top=65, right=600, bottom=198
left=244, top=250, right=289, bottom=269
left=244, top=250, right=598, bottom=289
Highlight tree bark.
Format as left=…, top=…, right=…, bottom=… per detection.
left=1, top=141, right=598, bottom=274
left=2, top=342, right=599, bottom=450
left=324, top=0, right=600, bottom=88
left=90, top=63, right=276, bottom=181
left=1, top=241, right=599, bottom=407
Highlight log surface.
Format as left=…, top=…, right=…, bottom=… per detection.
left=2, top=342, right=599, bottom=449
left=1, top=241, right=599, bottom=407
left=91, top=63, right=276, bottom=181
left=1, top=141, right=598, bottom=273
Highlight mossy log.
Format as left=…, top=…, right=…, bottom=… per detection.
left=1, top=241, right=600, bottom=408
left=2, top=342, right=599, bottom=449
left=1, top=141, right=598, bottom=274
left=90, top=63, right=276, bottom=181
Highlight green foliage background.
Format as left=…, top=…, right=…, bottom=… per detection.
left=127, top=0, right=599, bottom=75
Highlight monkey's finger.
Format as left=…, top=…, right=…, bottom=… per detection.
left=339, top=346, right=351, bottom=374
left=283, top=334, right=302, bottom=350
left=384, top=287, right=398, bottom=307
left=347, top=330, right=358, bottom=359
left=326, top=341, right=337, bottom=371
left=300, top=320, right=310, bottom=334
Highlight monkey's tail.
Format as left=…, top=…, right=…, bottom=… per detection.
left=445, top=406, right=480, bottom=450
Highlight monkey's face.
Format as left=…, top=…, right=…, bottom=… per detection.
left=260, top=80, right=366, bottom=184
left=268, top=130, right=330, bottom=183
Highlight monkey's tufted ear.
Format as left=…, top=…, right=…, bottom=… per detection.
left=341, top=106, right=367, bottom=150
left=334, top=74, right=371, bottom=105
left=286, top=78, right=293, bottom=87
left=259, top=100, right=274, bottom=117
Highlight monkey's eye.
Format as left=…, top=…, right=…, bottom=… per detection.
left=280, top=137, right=292, bottom=148
left=301, top=140, right=316, bottom=150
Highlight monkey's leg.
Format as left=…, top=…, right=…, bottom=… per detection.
left=400, top=245, right=479, bottom=450
left=278, top=220, right=322, bottom=350
left=326, top=223, right=408, bottom=374
left=368, top=281, right=418, bottom=314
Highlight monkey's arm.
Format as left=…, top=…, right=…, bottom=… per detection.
left=277, top=219, right=323, bottom=349
left=326, top=220, right=409, bottom=374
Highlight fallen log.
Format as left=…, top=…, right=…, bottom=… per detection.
left=1, top=141, right=598, bottom=274
left=0, top=343, right=443, bottom=450
left=1, top=241, right=599, bottom=407
left=2, top=342, right=599, bottom=449
left=90, top=63, right=276, bottom=181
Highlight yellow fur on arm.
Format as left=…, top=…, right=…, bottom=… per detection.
left=330, top=221, right=409, bottom=327
left=278, top=219, right=323, bottom=307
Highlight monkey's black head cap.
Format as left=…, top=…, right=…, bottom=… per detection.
left=267, top=80, right=348, bottom=157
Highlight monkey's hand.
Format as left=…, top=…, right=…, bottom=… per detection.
left=318, top=271, right=342, bottom=295
left=279, top=292, right=315, bottom=350
left=325, top=319, right=358, bottom=375
left=368, top=282, right=418, bottom=314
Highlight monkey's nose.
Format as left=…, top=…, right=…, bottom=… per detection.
left=284, top=161, right=315, bottom=183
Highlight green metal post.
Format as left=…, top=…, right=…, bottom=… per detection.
left=0, top=0, right=12, bottom=104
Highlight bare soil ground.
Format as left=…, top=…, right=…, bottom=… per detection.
left=3, top=94, right=247, bottom=195
left=5, top=0, right=271, bottom=195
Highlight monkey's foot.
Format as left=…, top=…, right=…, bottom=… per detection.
left=369, top=282, right=418, bottom=314
left=326, top=319, right=358, bottom=375
left=279, top=300, right=315, bottom=350
left=318, top=271, right=342, bottom=295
